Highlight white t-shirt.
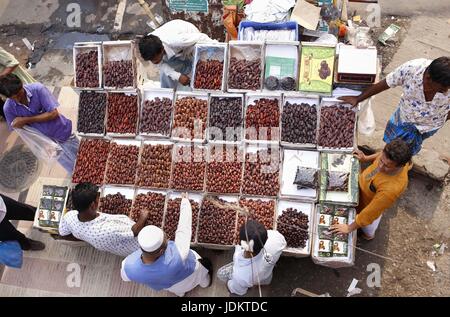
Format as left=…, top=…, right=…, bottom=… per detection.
left=0, top=196, right=7, bottom=224
left=150, top=19, right=216, bottom=81
left=386, top=58, right=450, bottom=133
left=59, top=210, right=140, bottom=257
left=228, top=230, right=287, bottom=296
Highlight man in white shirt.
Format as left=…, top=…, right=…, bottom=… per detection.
left=0, top=194, right=45, bottom=250
left=217, top=220, right=287, bottom=296
left=58, top=182, right=148, bottom=257
left=121, top=193, right=212, bottom=297
left=339, top=56, right=450, bottom=156
left=138, top=19, right=215, bottom=89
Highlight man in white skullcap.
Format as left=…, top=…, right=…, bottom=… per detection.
left=217, top=220, right=286, bottom=295
left=120, top=193, right=212, bottom=296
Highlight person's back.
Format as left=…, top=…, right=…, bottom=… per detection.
left=151, top=19, right=202, bottom=41
left=121, top=196, right=212, bottom=297
left=229, top=230, right=286, bottom=295
left=58, top=183, right=145, bottom=257
left=123, top=239, right=196, bottom=291
left=218, top=220, right=287, bottom=296
left=59, top=210, right=140, bottom=257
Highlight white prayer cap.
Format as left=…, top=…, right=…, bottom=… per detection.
left=138, top=225, right=164, bottom=252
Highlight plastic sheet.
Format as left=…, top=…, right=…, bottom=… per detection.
left=14, top=126, right=62, bottom=162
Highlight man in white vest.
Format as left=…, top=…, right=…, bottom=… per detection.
left=120, top=193, right=212, bottom=296
left=138, top=19, right=216, bottom=88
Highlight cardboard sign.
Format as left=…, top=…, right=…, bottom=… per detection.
left=169, top=0, right=208, bottom=13
left=299, top=44, right=335, bottom=95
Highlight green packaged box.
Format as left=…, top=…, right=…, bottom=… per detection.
left=331, top=241, right=348, bottom=257
left=318, top=213, right=333, bottom=227
left=332, top=216, right=347, bottom=225
left=299, top=44, right=335, bottom=95
left=38, top=209, right=50, bottom=227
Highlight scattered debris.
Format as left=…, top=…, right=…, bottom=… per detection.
left=426, top=261, right=436, bottom=272
left=439, top=243, right=447, bottom=255
left=9, top=43, right=13, bottom=47
left=292, top=287, right=331, bottom=297
left=347, top=278, right=362, bottom=297
left=147, top=21, right=158, bottom=30
left=433, top=242, right=447, bottom=256
left=378, top=24, right=401, bottom=45
left=22, top=38, right=34, bottom=51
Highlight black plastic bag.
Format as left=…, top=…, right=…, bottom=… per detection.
left=327, top=171, right=349, bottom=192
left=294, top=167, right=318, bottom=190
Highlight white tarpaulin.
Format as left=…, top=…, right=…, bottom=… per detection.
left=244, top=0, right=296, bottom=23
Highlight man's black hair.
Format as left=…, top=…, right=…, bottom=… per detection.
left=239, top=220, right=268, bottom=256
left=428, top=56, right=450, bottom=86
left=138, top=34, right=164, bottom=61
left=0, top=74, right=23, bottom=97
left=384, top=138, right=413, bottom=167
left=72, top=182, right=99, bottom=213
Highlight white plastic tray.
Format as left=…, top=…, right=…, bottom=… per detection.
left=139, top=88, right=174, bottom=139
left=276, top=199, right=314, bottom=257
left=244, top=93, right=282, bottom=144
left=172, top=91, right=209, bottom=143
left=280, top=149, right=320, bottom=201
left=73, top=42, right=103, bottom=90
left=281, top=93, right=320, bottom=149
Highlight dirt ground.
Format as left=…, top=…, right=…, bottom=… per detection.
left=380, top=175, right=450, bottom=297
left=370, top=15, right=412, bottom=73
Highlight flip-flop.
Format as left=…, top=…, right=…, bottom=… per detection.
left=360, top=233, right=375, bottom=241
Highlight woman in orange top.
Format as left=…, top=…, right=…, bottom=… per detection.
left=331, top=138, right=413, bottom=240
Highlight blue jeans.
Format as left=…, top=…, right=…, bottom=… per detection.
left=160, top=56, right=192, bottom=89
left=57, top=134, right=79, bottom=174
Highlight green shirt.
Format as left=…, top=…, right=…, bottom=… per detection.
left=0, top=46, right=36, bottom=84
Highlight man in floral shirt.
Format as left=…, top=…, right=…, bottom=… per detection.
left=340, top=57, right=450, bottom=155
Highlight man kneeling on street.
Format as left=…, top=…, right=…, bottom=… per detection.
left=331, top=139, right=413, bottom=240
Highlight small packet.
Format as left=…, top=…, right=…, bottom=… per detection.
left=40, top=198, right=53, bottom=210
left=333, top=232, right=348, bottom=242
left=318, top=226, right=334, bottom=240
left=334, top=207, right=349, bottom=217
left=42, top=186, right=54, bottom=197
left=38, top=209, right=50, bottom=227
left=332, top=241, right=348, bottom=257
left=53, top=186, right=67, bottom=198
left=332, top=216, right=348, bottom=225
left=318, top=204, right=333, bottom=215
left=49, top=211, right=61, bottom=228
left=52, top=199, right=65, bottom=212
left=318, top=239, right=333, bottom=257
left=318, top=213, right=332, bottom=227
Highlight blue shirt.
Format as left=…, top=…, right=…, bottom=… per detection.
left=123, top=241, right=196, bottom=291
left=4, top=83, right=72, bottom=142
